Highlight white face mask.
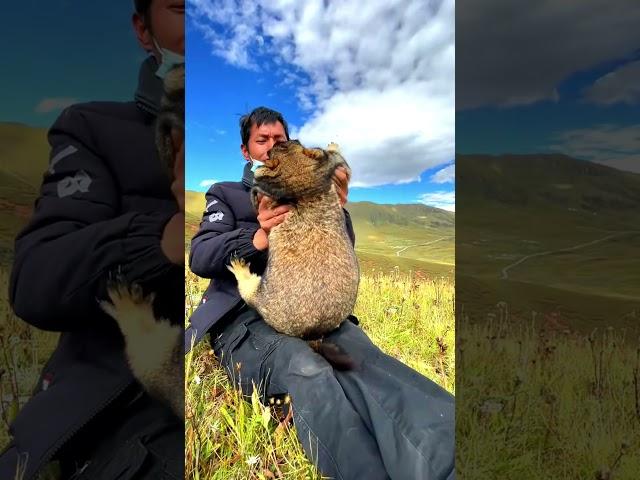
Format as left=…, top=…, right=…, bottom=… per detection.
left=250, top=157, right=265, bottom=173
left=152, top=37, right=185, bottom=79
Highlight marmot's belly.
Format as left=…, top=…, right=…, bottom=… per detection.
left=259, top=264, right=359, bottom=338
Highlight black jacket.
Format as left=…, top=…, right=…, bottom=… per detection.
left=185, top=163, right=356, bottom=352
left=3, top=57, right=183, bottom=480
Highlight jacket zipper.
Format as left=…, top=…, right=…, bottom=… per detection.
left=28, top=379, right=134, bottom=480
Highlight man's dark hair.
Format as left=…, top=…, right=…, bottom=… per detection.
left=134, top=0, right=153, bottom=26
left=239, top=107, right=290, bottom=147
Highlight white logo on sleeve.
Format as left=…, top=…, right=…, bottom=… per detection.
left=57, top=170, right=92, bottom=198
left=209, top=211, right=224, bottom=222
left=206, top=200, right=219, bottom=211
left=49, top=145, right=78, bottom=175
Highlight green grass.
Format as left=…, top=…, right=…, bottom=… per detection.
left=185, top=268, right=455, bottom=479
left=0, top=268, right=60, bottom=451
left=457, top=306, right=640, bottom=479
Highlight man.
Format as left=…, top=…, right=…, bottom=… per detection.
left=0, top=2, right=184, bottom=478
left=187, top=106, right=455, bottom=479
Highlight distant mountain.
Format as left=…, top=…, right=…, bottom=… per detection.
left=344, top=201, right=454, bottom=230
left=187, top=192, right=454, bottom=230
left=0, top=122, right=49, bottom=192
left=185, top=190, right=455, bottom=277
left=456, top=153, right=640, bottom=331
left=457, top=153, right=640, bottom=226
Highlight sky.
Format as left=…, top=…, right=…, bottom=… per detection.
left=2, top=3, right=144, bottom=128
left=456, top=1, right=640, bottom=174
left=185, top=0, right=456, bottom=210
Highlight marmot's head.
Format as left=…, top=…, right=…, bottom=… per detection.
left=252, top=140, right=350, bottom=205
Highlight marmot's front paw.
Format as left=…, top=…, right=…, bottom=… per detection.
left=227, top=256, right=261, bottom=303
left=99, top=274, right=154, bottom=323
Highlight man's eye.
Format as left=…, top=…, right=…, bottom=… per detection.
left=256, top=141, right=266, bottom=144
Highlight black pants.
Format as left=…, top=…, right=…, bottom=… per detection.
left=55, top=384, right=183, bottom=479
left=212, top=308, right=455, bottom=480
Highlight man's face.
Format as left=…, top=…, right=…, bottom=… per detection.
left=133, top=0, right=185, bottom=58
left=242, top=122, right=288, bottom=162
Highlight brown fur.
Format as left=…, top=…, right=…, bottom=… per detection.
left=228, top=140, right=359, bottom=368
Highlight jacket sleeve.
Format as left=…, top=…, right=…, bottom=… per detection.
left=9, top=106, right=179, bottom=331
left=189, top=185, right=267, bottom=278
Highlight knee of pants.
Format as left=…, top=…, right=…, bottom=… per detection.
left=286, top=348, right=334, bottom=378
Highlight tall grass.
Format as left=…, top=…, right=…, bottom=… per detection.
left=457, top=306, right=640, bottom=479
left=185, top=268, right=455, bottom=479
left=0, top=268, right=59, bottom=451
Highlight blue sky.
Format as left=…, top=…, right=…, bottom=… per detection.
left=2, top=3, right=144, bottom=128
left=456, top=2, right=640, bottom=174
left=186, top=0, right=455, bottom=210
left=457, top=54, right=640, bottom=164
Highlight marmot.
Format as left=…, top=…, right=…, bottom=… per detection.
left=98, top=64, right=184, bottom=418
left=228, top=140, right=360, bottom=369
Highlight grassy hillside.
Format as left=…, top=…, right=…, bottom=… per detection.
left=186, top=190, right=455, bottom=279
left=0, top=122, right=50, bottom=189
left=0, top=123, right=49, bottom=265
left=456, top=154, right=640, bottom=332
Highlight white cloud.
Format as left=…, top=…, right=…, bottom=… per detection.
left=199, top=179, right=218, bottom=187
left=418, top=191, right=455, bottom=212
left=456, top=1, right=640, bottom=109
left=549, top=124, right=640, bottom=174
left=35, top=97, right=78, bottom=113
left=189, top=0, right=454, bottom=187
left=583, top=60, right=640, bottom=106
left=430, top=164, right=455, bottom=183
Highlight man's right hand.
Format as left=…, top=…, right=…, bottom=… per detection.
left=253, top=195, right=291, bottom=251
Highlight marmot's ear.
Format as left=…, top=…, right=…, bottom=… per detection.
left=302, top=148, right=325, bottom=160
left=327, top=142, right=340, bottom=153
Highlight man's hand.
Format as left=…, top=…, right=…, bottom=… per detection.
left=333, top=166, right=349, bottom=206
left=253, top=195, right=291, bottom=251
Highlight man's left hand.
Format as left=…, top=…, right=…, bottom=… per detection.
left=333, top=166, right=349, bottom=207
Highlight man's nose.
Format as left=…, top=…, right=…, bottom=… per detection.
left=267, top=139, right=277, bottom=151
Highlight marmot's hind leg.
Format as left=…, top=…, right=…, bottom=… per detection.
left=227, top=257, right=262, bottom=304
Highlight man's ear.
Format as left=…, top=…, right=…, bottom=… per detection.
left=132, top=13, right=155, bottom=55
left=241, top=144, right=251, bottom=162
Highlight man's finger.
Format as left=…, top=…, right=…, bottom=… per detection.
left=271, top=205, right=291, bottom=216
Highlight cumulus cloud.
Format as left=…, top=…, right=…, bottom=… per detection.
left=189, top=0, right=454, bottom=187
left=456, top=1, right=640, bottom=109
left=430, top=164, right=455, bottom=183
left=549, top=124, right=640, bottom=174
left=35, top=97, right=78, bottom=113
left=418, top=191, right=455, bottom=212
left=199, top=179, right=218, bottom=187
left=583, top=60, right=640, bottom=106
